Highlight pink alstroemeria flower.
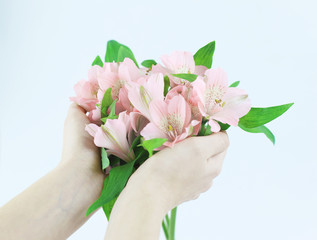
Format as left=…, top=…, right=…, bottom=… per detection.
left=127, top=73, right=165, bottom=120
left=166, top=85, right=202, bottom=135
left=70, top=66, right=100, bottom=112
left=140, top=95, right=199, bottom=148
left=152, top=51, right=207, bottom=85
left=97, top=58, right=143, bottom=113
left=192, top=68, right=251, bottom=132
left=85, top=112, right=135, bottom=162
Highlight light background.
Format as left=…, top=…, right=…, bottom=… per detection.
left=1, top=0, right=316, bottom=239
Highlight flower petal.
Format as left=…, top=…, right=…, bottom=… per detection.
left=140, top=122, right=167, bottom=140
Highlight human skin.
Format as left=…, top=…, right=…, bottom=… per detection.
left=105, top=130, right=229, bottom=240
left=0, top=104, right=229, bottom=240
left=0, top=104, right=105, bottom=240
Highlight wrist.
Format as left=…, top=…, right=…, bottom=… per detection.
left=56, top=161, right=105, bottom=201
left=125, top=161, right=175, bottom=215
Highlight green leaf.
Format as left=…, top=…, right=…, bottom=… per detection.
left=193, top=41, right=216, bottom=68
left=218, top=122, right=231, bottom=131
left=102, top=197, right=117, bottom=221
left=239, top=124, right=275, bottom=145
left=171, top=73, right=198, bottom=82
left=86, top=160, right=136, bottom=216
left=105, top=40, right=138, bottom=67
left=229, top=81, right=240, bottom=88
left=204, top=124, right=212, bottom=136
left=107, top=99, right=118, bottom=119
left=141, top=59, right=157, bottom=68
left=129, top=136, right=141, bottom=154
left=138, top=138, right=168, bottom=157
left=117, top=46, right=139, bottom=67
left=92, top=55, right=103, bottom=67
left=101, top=88, right=113, bottom=118
left=101, top=148, right=110, bottom=171
left=239, top=103, right=294, bottom=128
left=105, top=40, right=122, bottom=62
left=164, top=76, right=170, bottom=96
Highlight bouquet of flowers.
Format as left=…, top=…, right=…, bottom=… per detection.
left=70, top=40, right=293, bottom=240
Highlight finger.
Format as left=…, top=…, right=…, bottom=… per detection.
left=186, top=131, right=229, bottom=160
left=68, top=103, right=87, bottom=116
left=205, top=150, right=227, bottom=178
left=65, top=103, right=88, bottom=125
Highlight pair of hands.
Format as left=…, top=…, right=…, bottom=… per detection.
left=62, top=103, right=229, bottom=215
left=0, top=103, right=229, bottom=240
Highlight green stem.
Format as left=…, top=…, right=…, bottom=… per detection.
left=162, top=220, right=169, bottom=239
left=169, top=207, right=177, bottom=240
left=165, top=214, right=170, bottom=226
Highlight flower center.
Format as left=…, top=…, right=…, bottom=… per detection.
left=160, top=113, right=184, bottom=140
left=204, top=85, right=226, bottom=114
left=176, top=66, right=191, bottom=74
left=112, top=79, right=125, bottom=98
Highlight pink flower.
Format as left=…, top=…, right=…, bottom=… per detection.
left=85, top=112, right=135, bottom=162
left=166, top=85, right=202, bottom=135
left=127, top=73, right=165, bottom=120
left=192, top=68, right=251, bottom=132
left=97, top=58, right=143, bottom=114
left=70, top=66, right=100, bottom=112
left=140, top=95, right=199, bottom=148
left=88, top=108, right=102, bottom=125
left=152, top=51, right=207, bottom=85
left=130, top=112, right=149, bottom=135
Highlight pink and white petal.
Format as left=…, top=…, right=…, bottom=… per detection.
left=146, top=73, right=165, bottom=101
left=85, top=123, right=99, bottom=137
left=88, top=108, right=102, bottom=125
left=211, top=109, right=240, bottom=126
left=148, top=100, right=168, bottom=127
left=130, top=112, right=149, bottom=134
left=197, top=101, right=208, bottom=117
left=118, top=112, right=131, bottom=132
left=167, top=95, right=188, bottom=124
left=194, top=65, right=208, bottom=76
left=98, top=71, right=118, bottom=91
left=94, top=128, right=115, bottom=149
left=205, top=68, right=228, bottom=88
left=140, top=122, right=167, bottom=140
left=106, top=149, right=133, bottom=163
left=114, top=101, right=126, bottom=115
left=118, top=87, right=133, bottom=113
left=183, top=119, right=201, bottom=138
left=183, top=51, right=196, bottom=73
left=191, top=76, right=206, bottom=104
left=223, top=87, right=248, bottom=102
left=163, top=141, right=177, bottom=148
left=88, top=65, right=103, bottom=83
left=161, top=53, right=177, bottom=72
left=128, top=84, right=151, bottom=120
left=119, top=58, right=142, bottom=82
left=208, top=119, right=221, bottom=133
left=151, top=64, right=170, bottom=75
left=104, top=118, right=130, bottom=154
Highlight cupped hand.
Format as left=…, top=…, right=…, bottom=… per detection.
left=60, top=103, right=103, bottom=177
left=128, top=132, right=229, bottom=212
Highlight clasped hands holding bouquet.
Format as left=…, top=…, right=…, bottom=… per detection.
left=63, top=103, right=229, bottom=239
left=0, top=103, right=228, bottom=240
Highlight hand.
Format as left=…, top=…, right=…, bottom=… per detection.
left=60, top=103, right=104, bottom=179
left=128, top=132, right=229, bottom=212
left=0, top=104, right=105, bottom=240
left=105, top=132, right=229, bottom=240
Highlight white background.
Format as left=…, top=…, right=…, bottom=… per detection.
left=1, top=0, right=317, bottom=239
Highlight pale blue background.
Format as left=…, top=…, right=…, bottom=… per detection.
left=1, top=0, right=317, bottom=239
